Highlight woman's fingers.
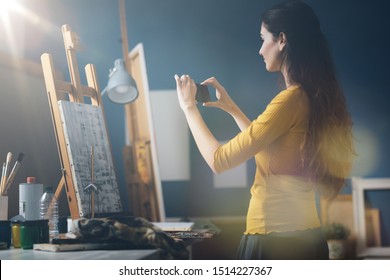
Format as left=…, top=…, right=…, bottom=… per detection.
left=176, top=74, right=194, bottom=86
left=202, top=77, right=222, bottom=89
left=174, top=74, right=181, bottom=86
left=174, top=74, right=197, bottom=109
left=202, top=101, right=220, bottom=108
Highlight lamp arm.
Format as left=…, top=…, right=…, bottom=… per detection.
left=101, top=87, right=107, bottom=96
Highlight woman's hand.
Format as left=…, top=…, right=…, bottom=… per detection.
left=202, top=77, right=251, bottom=131
left=174, top=75, right=220, bottom=173
left=201, top=77, right=237, bottom=114
left=174, top=74, right=197, bottom=110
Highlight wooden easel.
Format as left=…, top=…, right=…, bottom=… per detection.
left=41, top=24, right=109, bottom=219
left=122, top=48, right=162, bottom=222
left=119, top=0, right=164, bottom=222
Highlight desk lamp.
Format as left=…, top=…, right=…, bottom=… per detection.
left=101, top=58, right=138, bottom=104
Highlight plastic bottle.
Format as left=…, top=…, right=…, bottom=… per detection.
left=39, top=186, right=59, bottom=240
left=19, top=177, right=44, bottom=220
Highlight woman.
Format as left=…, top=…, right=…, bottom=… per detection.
left=174, top=0, right=354, bottom=260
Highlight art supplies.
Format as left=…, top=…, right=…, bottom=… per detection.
left=1, top=152, right=24, bottom=196
left=3, top=152, right=12, bottom=188
left=0, top=162, right=6, bottom=192
left=19, top=177, right=43, bottom=220
left=0, top=152, right=13, bottom=195
left=152, top=222, right=194, bottom=232
left=0, top=152, right=24, bottom=220
left=11, top=221, right=22, bottom=248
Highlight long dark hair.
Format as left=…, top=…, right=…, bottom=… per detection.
left=262, top=0, right=354, bottom=199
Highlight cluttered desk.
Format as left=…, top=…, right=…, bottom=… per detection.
left=0, top=217, right=217, bottom=260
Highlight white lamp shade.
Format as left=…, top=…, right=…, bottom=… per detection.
left=105, top=59, right=138, bottom=104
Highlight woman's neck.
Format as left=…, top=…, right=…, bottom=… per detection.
left=281, top=66, right=298, bottom=88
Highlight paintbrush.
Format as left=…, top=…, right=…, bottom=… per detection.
left=1, top=152, right=12, bottom=192
left=0, top=162, right=5, bottom=195
left=3, top=153, right=24, bottom=196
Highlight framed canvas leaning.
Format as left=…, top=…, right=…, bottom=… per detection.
left=352, top=177, right=390, bottom=258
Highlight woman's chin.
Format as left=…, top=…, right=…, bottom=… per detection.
left=265, top=65, right=278, bottom=73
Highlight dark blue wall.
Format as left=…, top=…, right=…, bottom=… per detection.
left=1, top=1, right=389, bottom=229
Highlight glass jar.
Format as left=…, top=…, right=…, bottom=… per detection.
left=11, top=221, right=22, bottom=248
left=20, top=220, right=39, bottom=249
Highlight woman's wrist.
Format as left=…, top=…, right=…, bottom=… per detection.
left=227, top=103, right=241, bottom=117
left=181, top=103, right=198, bottom=112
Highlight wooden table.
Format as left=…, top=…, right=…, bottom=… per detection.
left=0, top=247, right=160, bottom=260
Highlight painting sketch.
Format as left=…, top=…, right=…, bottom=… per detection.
left=58, top=101, right=122, bottom=217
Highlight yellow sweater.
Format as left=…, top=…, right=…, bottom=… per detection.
left=214, top=86, right=321, bottom=234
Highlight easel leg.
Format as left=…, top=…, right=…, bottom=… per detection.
left=55, top=176, right=65, bottom=201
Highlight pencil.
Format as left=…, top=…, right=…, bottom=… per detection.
left=3, top=153, right=24, bottom=196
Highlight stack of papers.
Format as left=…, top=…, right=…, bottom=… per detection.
left=152, top=222, right=194, bottom=232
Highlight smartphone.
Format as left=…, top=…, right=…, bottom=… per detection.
left=195, top=83, right=211, bottom=103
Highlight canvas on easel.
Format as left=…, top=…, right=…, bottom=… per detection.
left=58, top=101, right=122, bottom=216
left=116, top=0, right=165, bottom=222
left=41, top=24, right=122, bottom=219
left=122, top=43, right=165, bottom=222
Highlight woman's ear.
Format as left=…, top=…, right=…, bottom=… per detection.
left=278, top=32, right=287, bottom=51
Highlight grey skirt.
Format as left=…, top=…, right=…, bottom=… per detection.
left=236, top=228, right=329, bottom=260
